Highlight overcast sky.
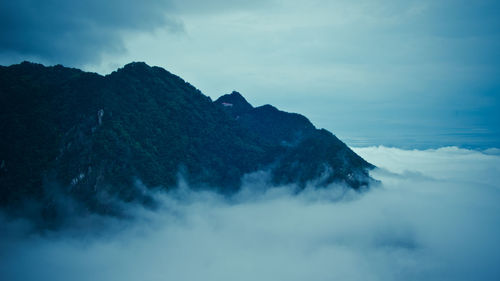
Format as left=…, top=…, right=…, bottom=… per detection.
left=1, top=0, right=499, bottom=148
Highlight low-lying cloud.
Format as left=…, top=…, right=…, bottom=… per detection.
left=1, top=146, right=500, bottom=281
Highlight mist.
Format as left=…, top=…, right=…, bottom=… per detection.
left=1, top=146, right=499, bottom=281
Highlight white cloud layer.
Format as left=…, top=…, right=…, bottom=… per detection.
left=1, top=146, right=500, bottom=281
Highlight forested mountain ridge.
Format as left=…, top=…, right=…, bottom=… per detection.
left=0, top=61, right=374, bottom=222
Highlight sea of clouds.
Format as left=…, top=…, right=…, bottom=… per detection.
left=1, top=146, right=499, bottom=281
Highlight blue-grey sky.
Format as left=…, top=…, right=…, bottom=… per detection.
left=1, top=0, right=499, bottom=148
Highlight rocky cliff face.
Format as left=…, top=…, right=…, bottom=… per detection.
left=0, top=61, right=374, bottom=223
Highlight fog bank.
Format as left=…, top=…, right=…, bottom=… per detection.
left=1, top=146, right=500, bottom=281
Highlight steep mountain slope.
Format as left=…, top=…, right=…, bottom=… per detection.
left=215, top=92, right=374, bottom=188
left=0, top=62, right=374, bottom=222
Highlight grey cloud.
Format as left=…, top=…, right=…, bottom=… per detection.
left=0, top=0, right=181, bottom=65
left=170, top=0, right=273, bottom=14
left=1, top=146, right=500, bottom=281
left=0, top=0, right=274, bottom=66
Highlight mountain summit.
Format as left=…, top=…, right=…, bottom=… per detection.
left=215, top=91, right=254, bottom=116
left=0, top=62, right=374, bottom=222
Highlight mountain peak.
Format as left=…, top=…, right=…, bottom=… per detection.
left=215, top=91, right=254, bottom=115
left=112, top=62, right=153, bottom=75
left=228, top=90, right=245, bottom=98
left=123, top=61, right=150, bottom=69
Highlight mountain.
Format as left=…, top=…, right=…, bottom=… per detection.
left=215, top=92, right=374, bottom=187
left=0, top=61, right=374, bottom=224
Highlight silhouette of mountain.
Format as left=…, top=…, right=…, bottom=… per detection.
left=0, top=61, right=374, bottom=225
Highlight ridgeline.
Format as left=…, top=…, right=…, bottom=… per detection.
left=0, top=61, right=374, bottom=224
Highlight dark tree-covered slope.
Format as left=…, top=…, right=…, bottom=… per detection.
left=0, top=62, right=374, bottom=219
left=215, top=91, right=374, bottom=188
